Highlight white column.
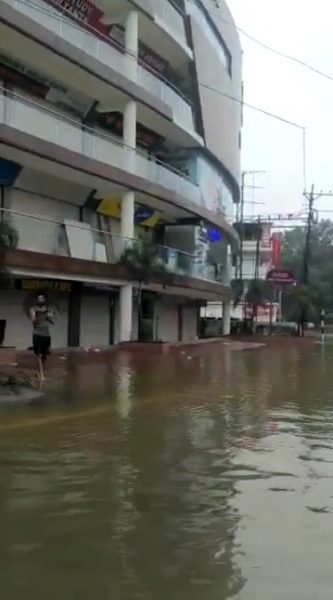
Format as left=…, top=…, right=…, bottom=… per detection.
left=121, top=12, right=138, bottom=344
left=120, top=191, right=135, bottom=342
left=222, top=244, right=232, bottom=286
left=120, top=191, right=135, bottom=240
left=223, top=301, right=231, bottom=336
left=125, top=11, right=139, bottom=54
left=125, top=10, right=138, bottom=81
left=119, top=285, right=133, bottom=342
left=123, top=100, right=137, bottom=149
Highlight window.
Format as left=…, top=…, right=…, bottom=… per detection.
left=186, top=0, right=232, bottom=76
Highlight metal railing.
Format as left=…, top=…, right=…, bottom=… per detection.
left=0, top=87, right=201, bottom=205
left=2, top=0, right=195, bottom=132
left=1, top=208, right=220, bottom=283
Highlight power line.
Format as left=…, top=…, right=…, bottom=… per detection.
left=188, top=0, right=333, bottom=84
left=198, top=82, right=305, bottom=129
left=199, top=82, right=308, bottom=190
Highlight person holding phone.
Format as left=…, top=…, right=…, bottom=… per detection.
left=30, top=294, right=54, bottom=381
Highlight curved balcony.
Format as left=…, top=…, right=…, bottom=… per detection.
left=0, top=87, right=201, bottom=205
left=2, top=0, right=196, bottom=134
left=2, top=208, right=224, bottom=285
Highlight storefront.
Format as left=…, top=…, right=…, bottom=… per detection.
left=0, top=278, right=70, bottom=349
left=0, top=278, right=119, bottom=350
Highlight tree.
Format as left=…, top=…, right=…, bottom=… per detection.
left=120, top=239, right=171, bottom=341
left=245, top=278, right=269, bottom=333
left=282, top=220, right=333, bottom=321
left=282, top=284, right=316, bottom=335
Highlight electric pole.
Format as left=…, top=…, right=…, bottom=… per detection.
left=302, top=184, right=315, bottom=286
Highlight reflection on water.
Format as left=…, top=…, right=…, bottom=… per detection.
left=1, top=343, right=333, bottom=598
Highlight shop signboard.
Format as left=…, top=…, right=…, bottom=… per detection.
left=0, top=159, right=22, bottom=187
left=266, top=269, right=295, bottom=285
left=97, top=198, right=161, bottom=228
left=15, top=279, right=72, bottom=292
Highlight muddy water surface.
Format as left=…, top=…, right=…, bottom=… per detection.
left=1, top=342, right=333, bottom=599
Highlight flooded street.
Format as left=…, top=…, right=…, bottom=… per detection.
left=1, top=342, right=333, bottom=599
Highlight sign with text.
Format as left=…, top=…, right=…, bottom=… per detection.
left=15, top=279, right=72, bottom=293
left=266, top=269, right=295, bottom=285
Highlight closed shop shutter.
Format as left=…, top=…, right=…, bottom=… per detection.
left=80, top=294, right=110, bottom=348
left=0, top=289, right=68, bottom=349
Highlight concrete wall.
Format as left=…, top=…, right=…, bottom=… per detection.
left=187, top=0, right=242, bottom=189
left=8, top=189, right=78, bottom=255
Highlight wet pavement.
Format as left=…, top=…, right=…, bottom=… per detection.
left=1, top=341, right=333, bottom=599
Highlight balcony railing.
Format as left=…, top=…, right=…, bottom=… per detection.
left=2, top=0, right=195, bottom=133
left=1, top=208, right=221, bottom=283
left=153, top=0, right=187, bottom=46
left=0, top=88, right=201, bottom=205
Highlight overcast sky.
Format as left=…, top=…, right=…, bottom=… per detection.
left=227, top=0, right=333, bottom=219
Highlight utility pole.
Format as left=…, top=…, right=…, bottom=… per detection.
left=238, top=171, right=245, bottom=282
left=302, top=184, right=315, bottom=286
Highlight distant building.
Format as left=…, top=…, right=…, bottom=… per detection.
left=236, top=222, right=273, bottom=287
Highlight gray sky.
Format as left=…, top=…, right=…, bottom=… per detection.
left=227, top=0, right=333, bottom=219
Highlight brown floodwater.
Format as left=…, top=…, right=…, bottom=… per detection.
left=1, top=341, right=333, bottom=599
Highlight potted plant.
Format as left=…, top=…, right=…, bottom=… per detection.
left=0, top=220, right=18, bottom=349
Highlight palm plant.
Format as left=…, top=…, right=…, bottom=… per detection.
left=0, top=220, right=18, bottom=288
left=120, top=238, right=171, bottom=340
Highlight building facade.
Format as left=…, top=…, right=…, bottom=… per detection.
left=0, top=0, right=242, bottom=348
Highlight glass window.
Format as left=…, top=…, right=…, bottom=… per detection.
left=185, top=0, right=232, bottom=75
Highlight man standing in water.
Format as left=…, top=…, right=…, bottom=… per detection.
left=30, top=294, right=54, bottom=381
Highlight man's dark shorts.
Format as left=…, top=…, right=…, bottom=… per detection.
left=33, top=335, right=51, bottom=358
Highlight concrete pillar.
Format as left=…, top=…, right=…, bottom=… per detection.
left=120, top=191, right=135, bottom=240
left=123, top=100, right=137, bottom=149
left=119, top=285, right=133, bottom=342
left=223, top=301, right=231, bottom=336
left=125, top=10, right=138, bottom=81
left=119, top=191, right=135, bottom=342
left=222, top=244, right=232, bottom=286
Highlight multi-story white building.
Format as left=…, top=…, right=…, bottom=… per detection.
left=0, top=0, right=242, bottom=348
left=238, top=222, right=272, bottom=284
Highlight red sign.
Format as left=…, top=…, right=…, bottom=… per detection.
left=266, top=269, right=295, bottom=285
left=45, top=0, right=170, bottom=76
left=45, top=0, right=110, bottom=37
left=271, top=232, right=282, bottom=268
